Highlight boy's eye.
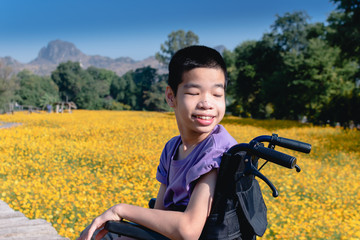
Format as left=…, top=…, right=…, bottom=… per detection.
left=213, top=91, right=224, bottom=98
left=186, top=92, right=199, bottom=96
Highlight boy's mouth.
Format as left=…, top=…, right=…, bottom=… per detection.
left=192, top=115, right=214, bottom=120
left=192, top=114, right=215, bottom=126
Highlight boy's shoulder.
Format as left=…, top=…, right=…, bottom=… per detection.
left=163, top=135, right=181, bottom=151
left=191, top=125, right=237, bottom=157
left=210, top=125, right=237, bottom=148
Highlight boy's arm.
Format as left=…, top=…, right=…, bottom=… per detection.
left=78, top=169, right=217, bottom=240
left=120, top=169, right=217, bottom=239
left=154, top=183, right=167, bottom=210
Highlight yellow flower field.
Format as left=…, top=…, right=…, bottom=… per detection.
left=0, top=111, right=359, bottom=239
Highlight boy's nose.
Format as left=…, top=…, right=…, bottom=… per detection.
left=198, top=100, right=213, bottom=110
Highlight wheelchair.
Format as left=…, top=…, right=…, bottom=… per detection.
left=104, top=134, right=311, bottom=240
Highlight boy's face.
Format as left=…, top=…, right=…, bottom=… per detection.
left=166, top=67, right=226, bottom=141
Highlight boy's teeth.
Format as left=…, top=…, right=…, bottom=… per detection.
left=197, top=116, right=212, bottom=120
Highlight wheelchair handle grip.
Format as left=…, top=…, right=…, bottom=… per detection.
left=253, top=144, right=297, bottom=169
left=271, top=135, right=311, bottom=153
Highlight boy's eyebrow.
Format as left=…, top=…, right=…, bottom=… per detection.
left=183, top=83, right=225, bottom=89
left=214, top=83, right=225, bottom=89
left=183, top=83, right=201, bottom=89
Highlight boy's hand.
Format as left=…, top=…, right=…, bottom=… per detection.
left=77, top=204, right=123, bottom=240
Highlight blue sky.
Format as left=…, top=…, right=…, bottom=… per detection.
left=0, top=0, right=337, bottom=63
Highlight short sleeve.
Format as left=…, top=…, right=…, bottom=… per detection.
left=185, top=147, right=224, bottom=191
left=156, top=147, right=168, bottom=185
left=156, top=136, right=180, bottom=185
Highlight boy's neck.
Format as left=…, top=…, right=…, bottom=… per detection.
left=179, top=124, right=218, bottom=146
left=177, top=142, right=198, bottom=160
left=181, top=133, right=208, bottom=148
left=176, top=130, right=212, bottom=160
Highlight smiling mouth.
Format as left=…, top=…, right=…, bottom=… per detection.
left=193, top=115, right=214, bottom=120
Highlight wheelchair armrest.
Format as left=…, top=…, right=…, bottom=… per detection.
left=105, top=220, right=170, bottom=240
left=148, top=198, right=156, bottom=209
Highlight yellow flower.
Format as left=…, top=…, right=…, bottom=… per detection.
left=0, top=111, right=359, bottom=239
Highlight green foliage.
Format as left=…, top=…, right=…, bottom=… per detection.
left=133, top=67, right=158, bottom=110
left=327, top=0, right=360, bottom=61
left=102, top=97, right=132, bottom=111
left=16, top=70, right=59, bottom=108
left=269, top=11, right=310, bottom=52
left=50, top=62, right=168, bottom=111
left=269, top=39, right=356, bottom=120
left=228, top=39, right=282, bottom=118
left=86, top=66, right=117, bottom=98
left=319, top=87, right=360, bottom=125
left=110, top=66, right=168, bottom=111
left=143, top=76, right=171, bottom=112
left=51, top=61, right=86, bottom=101
left=51, top=61, right=108, bottom=109
left=222, top=49, right=237, bottom=84
left=226, top=9, right=359, bottom=125
left=156, top=30, right=199, bottom=65
left=0, top=62, right=19, bottom=113
left=110, top=70, right=137, bottom=108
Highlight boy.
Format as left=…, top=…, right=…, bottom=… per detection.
left=78, top=46, right=237, bottom=240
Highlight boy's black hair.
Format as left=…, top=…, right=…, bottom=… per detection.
left=168, top=45, right=228, bottom=96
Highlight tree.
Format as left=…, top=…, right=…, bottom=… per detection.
left=51, top=61, right=85, bottom=102
left=227, top=39, right=282, bottom=118
left=132, top=67, right=158, bottom=110
left=226, top=12, right=311, bottom=118
left=16, top=70, right=59, bottom=108
left=222, top=9, right=359, bottom=123
left=0, top=62, right=19, bottom=113
left=319, top=87, right=360, bottom=126
left=110, top=67, right=160, bottom=110
left=51, top=61, right=102, bottom=109
left=222, top=49, right=238, bottom=85
left=226, top=10, right=358, bottom=122
left=269, top=11, right=310, bottom=53
left=86, top=67, right=117, bottom=98
left=327, top=0, right=360, bottom=61
left=143, top=75, right=170, bottom=111
left=110, top=70, right=137, bottom=108
left=156, top=30, right=199, bottom=65
left=265, top=38, right=357, bottom=120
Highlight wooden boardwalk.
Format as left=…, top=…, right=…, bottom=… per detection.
left=0, top=200, right=68, bottom=240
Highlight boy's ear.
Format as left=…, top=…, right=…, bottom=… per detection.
left=165, top=86, right=176, bottom=107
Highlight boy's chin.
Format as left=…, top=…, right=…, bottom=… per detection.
left=194, top=124, right=218, bottom=133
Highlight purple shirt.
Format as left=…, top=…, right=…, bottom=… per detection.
left=156, top=124, right=237, bottom=208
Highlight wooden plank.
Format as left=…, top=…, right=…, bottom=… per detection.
left=0, top=223, right=58, bottom=235
left=0, top=210, right=24, bottom=219
left=0, top=217, right=51, bottom=229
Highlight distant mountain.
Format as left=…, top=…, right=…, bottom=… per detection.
left=0, top=39, right=166, bottom=76
left=0, top=40, right=228, bottom=77
left=0, top=56, right=23, bottom=69
left=31, top=40, right=87, bottom=65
